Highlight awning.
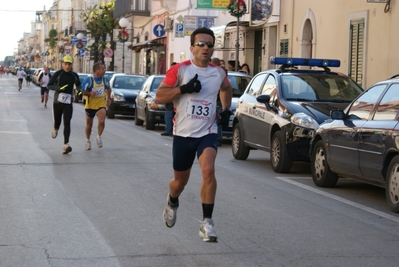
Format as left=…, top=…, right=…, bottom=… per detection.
left=128, top=37, right=166, bottom=52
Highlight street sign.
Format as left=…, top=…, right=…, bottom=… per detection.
left=104, top=57, right=112, bottom=62
left=184, top=16, right=197, bottom=35
left=71, top=37, right=87, bottom=46
left=197, top=17, right=215, bottom=28
left=153, top=24, right=165, bottom=37
left=84, top=51, right=90, bottom=59
left=64, top=45, right=72, bottom=55
left=78, top=49, right=86, bottom=57
left=175, top=23, right=184, bottom=38
left=103, top=48, right=113, bottom=58
left=184, top=16, right=216, bottom=36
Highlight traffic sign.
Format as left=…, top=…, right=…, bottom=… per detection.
left=153, top=24, right=165, bottom=37
left=175, top=23, right=184, bottom=38
left=103, top=48, right=113, bottom=58
left=84, top=51, right=90, bottom=59
left=71, top=37, right=87, bottom=46
left=78, top=49, right=86, bottom=57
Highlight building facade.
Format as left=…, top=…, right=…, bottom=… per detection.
left=113, top=0, right=397, bottom=88
left=18, top=0, right=398, bottom=89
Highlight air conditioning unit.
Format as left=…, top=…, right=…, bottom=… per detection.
left=164, top=18, right=173, bottom=31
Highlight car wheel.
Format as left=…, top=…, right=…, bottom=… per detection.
left=386, top=155, right=399, bottom=213
left=311, top=140, right=338, bottom=187
left=145, top=110, right=155, bottom=130
left=232, top=122, right=250, bottom=160
left=270, top=131, right=293, bottom=173
left=134, top=107, right=144, bottom=126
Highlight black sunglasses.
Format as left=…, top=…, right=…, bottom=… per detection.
left=193, top=41, right=215, bottom=48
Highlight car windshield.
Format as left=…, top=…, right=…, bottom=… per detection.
left=228, top=75, right=251, bottom=97
left=281, top=74, right=363, bottom=102
left=114, top=76, right=146, bottom=90
left=105, top=72, right=115, bottom=80
left=150, top=77, right=164, bottom=92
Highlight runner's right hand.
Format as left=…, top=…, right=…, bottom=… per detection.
left=180, top=74, right=202, bottom=94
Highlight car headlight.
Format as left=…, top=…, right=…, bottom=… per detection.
left=113, top=94, right=125, bottom=102
left=291, top=112, right=320, bottom=130
left=147, top=98, right=165, bottom=109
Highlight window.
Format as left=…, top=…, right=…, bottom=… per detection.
left=280, top=39, right=289, bottom=56
left=373, top=84, right=399, bottom=121
left=347, top=85, right=386, bottom=120
left=349, top=18, right=365, bottom=86
left=248, top=73, right=267, bottom=96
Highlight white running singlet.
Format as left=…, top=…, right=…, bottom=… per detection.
left=162, top=60, right=229, bottom=138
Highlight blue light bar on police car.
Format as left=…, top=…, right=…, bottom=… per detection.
left=270, top=57, right=340, bottom=68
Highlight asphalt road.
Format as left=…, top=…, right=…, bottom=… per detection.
left=1, top=75, right=399, bottom=267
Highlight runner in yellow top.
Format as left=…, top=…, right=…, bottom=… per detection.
left=81, top=62, right=111, bottom=150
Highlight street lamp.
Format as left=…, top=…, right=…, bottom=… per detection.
left=119, top=17, right=129, bottom=73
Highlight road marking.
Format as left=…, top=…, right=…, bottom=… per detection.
left=0, top=131, right=30, bottom=135
left=277, top=176, right=399, bottom=224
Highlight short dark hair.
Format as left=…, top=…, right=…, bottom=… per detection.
left=93, top=62, right=104, bottom=72
left=190, top=27, right=215, bottom=46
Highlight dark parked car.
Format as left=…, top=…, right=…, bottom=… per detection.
left=232, top=57, right=364, bottom=173
left=135, top=75, right=166, bottom=130
left=107, top=73, right=147, bottom=118
left=310, top=75, right=399, bottom=212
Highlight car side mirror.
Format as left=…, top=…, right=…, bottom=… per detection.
left=256, top=94, right=278, bottom=113
left=330, top=109, right=345, bottom=120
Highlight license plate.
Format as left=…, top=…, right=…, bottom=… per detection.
left=131, top=103, right=135, bottom=108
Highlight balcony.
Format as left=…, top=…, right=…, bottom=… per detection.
left=114, top=0, right=150, bottom=19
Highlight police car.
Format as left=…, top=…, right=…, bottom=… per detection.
left=232, top=57, right=364, bottom=173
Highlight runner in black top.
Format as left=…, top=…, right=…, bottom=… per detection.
left=47, top=55, right=81, bottom=154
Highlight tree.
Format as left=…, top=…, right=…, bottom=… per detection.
left=82, top=0, right=118, bottom=69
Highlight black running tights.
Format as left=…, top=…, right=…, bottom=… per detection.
left=53, top=102, right=73, bottom=144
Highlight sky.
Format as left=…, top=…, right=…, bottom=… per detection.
left=0, top=1, right=55, bottom=61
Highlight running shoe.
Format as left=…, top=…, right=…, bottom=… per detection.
left=85, top=140, right=91, bottom=150
left=163, top=194, right=178, bottom=228
left=41, top=98, right=44, bottom=103
left=62, top=144, right=72, bottom=154
left=96, top=136, right=102, bottom=148
left=199, top=218, right=218, bottom=242
left=51, top=128, right=58, bottom=139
